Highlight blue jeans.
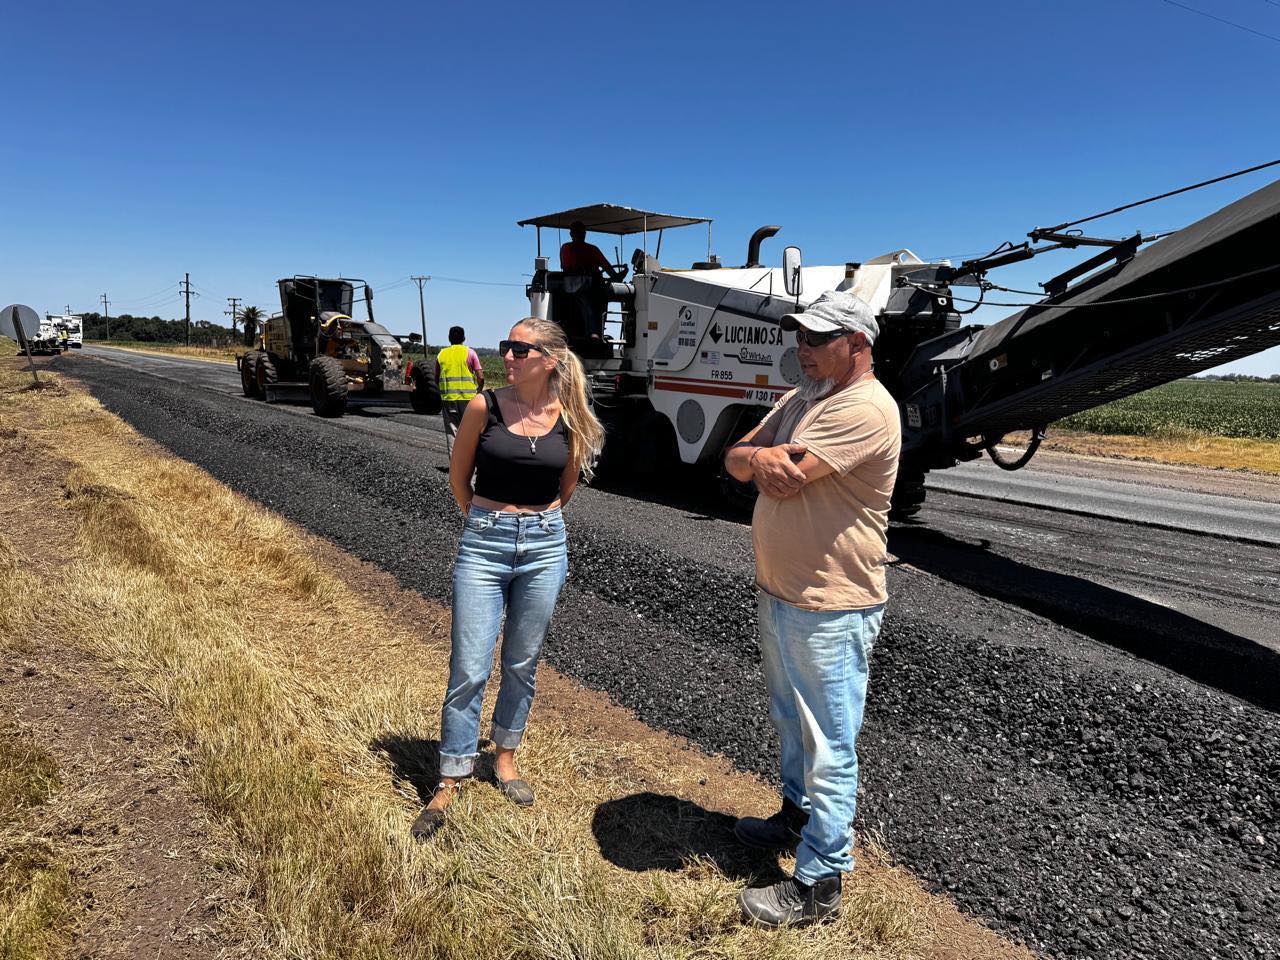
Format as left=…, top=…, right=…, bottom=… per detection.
left=757, top=589, right=884, bottom=884
left=439, top=507, right=568, bottom=778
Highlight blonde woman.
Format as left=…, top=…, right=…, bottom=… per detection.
left=412, top=317, right=605, bottom=839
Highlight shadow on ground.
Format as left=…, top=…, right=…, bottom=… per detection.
left=592, top=792, right=786, bottom=884
left=889, top=524, right=1280, bottom=712
left=370, top=732, right=499, bottom=803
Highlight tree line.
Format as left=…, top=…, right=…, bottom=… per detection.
left=1193, top=373, right=1280, bottom=383
left=80, top=309, right=264, bottom=345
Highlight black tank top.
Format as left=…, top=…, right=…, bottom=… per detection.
left=473, top=389, right=571, bottom=506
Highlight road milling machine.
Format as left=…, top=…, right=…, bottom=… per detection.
left=521, top=180, right=1280, bottom=517
left=240, top=276, right=440, bottom=417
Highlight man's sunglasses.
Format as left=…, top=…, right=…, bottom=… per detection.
left=793, top=328, right=847, bottom=348
left=499, top=339, right=543, bottom=359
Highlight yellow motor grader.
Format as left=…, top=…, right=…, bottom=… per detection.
left=239, top=276, right=440, bottom=417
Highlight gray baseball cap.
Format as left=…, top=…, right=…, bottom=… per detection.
left=780, top=289, right=879, bottom=345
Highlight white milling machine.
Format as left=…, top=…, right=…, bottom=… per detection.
left=521, top=189, right=1280, bottom=517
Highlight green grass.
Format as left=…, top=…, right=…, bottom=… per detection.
left=1057, top=378, right=1280, bottom=441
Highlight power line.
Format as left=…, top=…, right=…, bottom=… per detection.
left=429, top=275, right=526, bottom=287
left=1156, top=0, right=1280, bottom=44
left=112, top=282, right=180, bottom=306
left=116, top=296, right=183, bottom=316
left=1037, top=159, right=1280, bottom=234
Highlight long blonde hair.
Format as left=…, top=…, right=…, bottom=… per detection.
left=517, top=317, right=606, bottom=480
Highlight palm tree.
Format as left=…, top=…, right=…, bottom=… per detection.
left=239, top=306, right=264, bottom=347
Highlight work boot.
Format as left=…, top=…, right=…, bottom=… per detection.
left=733, top=796, right=809, bottom=851
left=739, top=875, right=842, bottom=928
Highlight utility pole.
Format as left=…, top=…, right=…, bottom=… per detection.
left=180, top=273, right=195, bottom=346
left=100, top=293, right=110, bottom=340
left=225, top=296, right=241, bottom=340
left=410, top=275, right=430, bottom=358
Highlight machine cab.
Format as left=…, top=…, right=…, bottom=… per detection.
left=518, top=204, right=712, bottom=365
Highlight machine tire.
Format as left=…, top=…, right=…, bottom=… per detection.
left=409, top=365, right=442, bottom=415
left=590, top=412, right=627, bottom=481
left=627, top=409, right=680, bottom=481
left=889, top=465, right=928, bottom=521
left=719, top=468, right=758, bottom=515
left=241, top=351, right=260, bottom=398
left=255, top=354, right=278, bottom=396
left=309, top=356, right=348, bottom=417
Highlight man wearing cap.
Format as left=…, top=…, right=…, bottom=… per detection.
left=723, top=289, right=901, bottom=928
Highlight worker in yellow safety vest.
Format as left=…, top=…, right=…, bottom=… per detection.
left=435, top=325, right=485, bottom=456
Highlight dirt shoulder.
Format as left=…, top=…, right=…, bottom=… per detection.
left=0, top=399, right=260, bottom=959
left=991, top=439, right=1280, bottom=503
left=1041, top=429, right=1280, bottom=479
left=84, top=342, right=240, bottom=364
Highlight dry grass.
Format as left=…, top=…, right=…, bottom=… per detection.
left=0, top=550, right=74, bottom=960
left=0, top=358, right=1028, bottom=960
left=0, top=717, right=74, bottom=960
left=84, top=340, right=242, bottom=364
left=1045, top=427, right=1280, bottom=475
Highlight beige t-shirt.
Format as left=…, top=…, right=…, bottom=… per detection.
left=751, top=377, right=902, bottom=610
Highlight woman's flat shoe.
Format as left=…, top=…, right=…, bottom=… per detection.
left=411, top=782, right=459, bottom=840
left=498, top=778, right=535, bottom=807
left=410, top=806, right=446, bottom=840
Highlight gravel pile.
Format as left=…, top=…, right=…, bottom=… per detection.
left=71, top=361, right=1279, bottom=960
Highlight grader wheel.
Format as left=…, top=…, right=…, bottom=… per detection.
left=309, top=356, right=348, bottom=417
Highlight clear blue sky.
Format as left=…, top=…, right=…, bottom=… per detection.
left=4, top=0, right=1280, bottom=374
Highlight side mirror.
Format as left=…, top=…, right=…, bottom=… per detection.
left=783, top=246, right=803, bottom=298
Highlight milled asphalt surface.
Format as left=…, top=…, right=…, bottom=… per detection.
left=57, top=348, right=1280, bottom=960
left=933, top=460, right=1280, bottom=546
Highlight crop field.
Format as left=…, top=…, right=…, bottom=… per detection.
left=1057, top=378, right=1280, bottom=441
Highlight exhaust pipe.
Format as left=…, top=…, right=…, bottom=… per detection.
left=745, top=225, right=781, bottom=268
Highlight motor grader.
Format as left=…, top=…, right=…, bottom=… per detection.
left=239, top=276, right=439, bottom=417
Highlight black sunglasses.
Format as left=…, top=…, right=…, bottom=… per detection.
left=793, top=328, right=847, bottom=348
left=499, top=339, right=543, bottom=359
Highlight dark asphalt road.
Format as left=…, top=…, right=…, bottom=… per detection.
left=59, top=348, right=1280, bottom=960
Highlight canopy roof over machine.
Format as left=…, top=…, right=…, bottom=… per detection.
left=518, top=204, right=709, bottom=234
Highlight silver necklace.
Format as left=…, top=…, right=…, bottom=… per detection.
left=513, top=391, right=542, bottom=455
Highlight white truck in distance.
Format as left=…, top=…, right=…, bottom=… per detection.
left=56, top=315, right=83, bottom=348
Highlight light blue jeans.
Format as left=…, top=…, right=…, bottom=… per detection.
left=757, top=589, right=884, bottom=884
left=439, top=507, right=568, bottom=778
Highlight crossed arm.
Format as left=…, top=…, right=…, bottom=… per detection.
left=723, top=420, right=836, bottom=500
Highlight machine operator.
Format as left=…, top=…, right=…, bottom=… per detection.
left=559, top=221, right=627, bottom=341
left=559, top=221, right=627, bottom=282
